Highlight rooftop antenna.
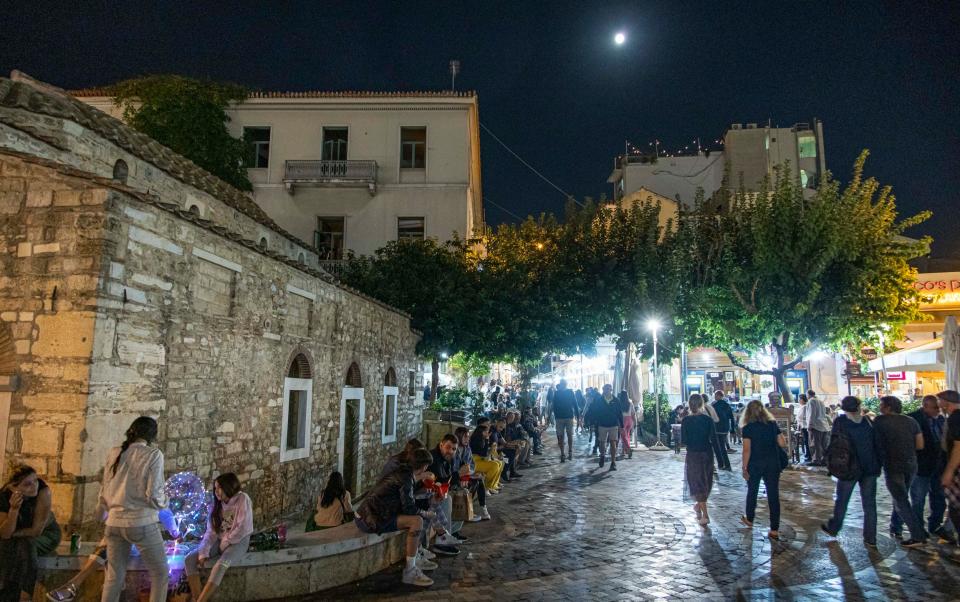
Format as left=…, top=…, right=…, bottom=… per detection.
left=449, top=60, right=461, bottom=91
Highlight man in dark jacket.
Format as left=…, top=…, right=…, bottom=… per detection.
left=890, top=395, right=957, bottom=543
left=428, top=434, right=468, bottom=547
left=552, top=380, right=579, bottom=462
left=712, top=391, right=734, bottom=471
left=594, top=384, right=624, bottom=471
left=355, top=448, right=437, bottom=587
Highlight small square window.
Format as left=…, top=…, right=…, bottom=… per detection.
left=798, top=135, right=817, bottom=158
left=244, top=127, right=271, bottom=168
left=400, top=127, right=426, bottom=169
left=398, top=217, right=425, bottom=241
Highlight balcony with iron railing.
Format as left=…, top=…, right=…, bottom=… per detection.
left=284, top=160, right=378, bottom=195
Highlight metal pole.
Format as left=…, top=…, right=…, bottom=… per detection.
left=878, top=331, right=889, bottom=393
left=650, top=329, right=669, bottom=450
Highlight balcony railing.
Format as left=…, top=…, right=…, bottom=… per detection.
left=318, top=259, right=349, bottom=278
left=284, top=160, right=377, bottom=195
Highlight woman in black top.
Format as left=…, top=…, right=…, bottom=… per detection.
left=681, top=394, right=716, bottom=526
left=739, top=400, right=788, bottom=539
left=0, top=465, right=61, bottom=602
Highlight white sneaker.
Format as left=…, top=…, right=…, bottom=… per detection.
left=416, top=554, right=438, bottom=571
left=436, top=533, right=461, bottom=546
left=419, top=546, right=436, bottom=560
left=402, top=566, right=434, bottom=587
left=479, top=506, right=491, bottom=520
left=468, top=512, right=483, bottom=522
left=487, top=489, right=498, bottom=495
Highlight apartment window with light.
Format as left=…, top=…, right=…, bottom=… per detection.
left=400, top=127, right=426, bottom=169
left=398, top=217, right=425, bottom=241
left=244, top=127, right=271, bottom=168
left=322, top=127, right=349, bottom=161
left=316, top=217, right=345, bottom=260
left=798, top=135, right=817, bottom=158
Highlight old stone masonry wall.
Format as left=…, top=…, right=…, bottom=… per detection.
left=0, top=76, right=423, bottom=533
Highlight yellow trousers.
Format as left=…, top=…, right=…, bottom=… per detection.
left=473, top=455, right=504, bottom=490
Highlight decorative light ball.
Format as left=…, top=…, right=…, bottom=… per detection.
left=164, top=471, right=209, bottom=538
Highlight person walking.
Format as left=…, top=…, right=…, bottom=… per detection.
left=618, top=391, right=636, bottom=460
left=891, top=395, right=956, bottom=543
left=185, top=473, right=254, bottom=602
left=938, top=390, right=960, bottom=545
left=795, top=394, right=811, bottom=463
left=682, top=394, right=716, bottom=526
left=97, top=417, right=170, bottom=602
left=821, top=396, right=882, bottom=548
left=712, top=391, right=734, bottom=471
left=739, top=400, right=788, bottom=539
left=574, top=389, right=586, bottom=433
left=594, top=384, right=624, bottom=471
left=806, top=389, right=831, bottom=466
left=552, top=379, right=578, bottom=463
left=874, top=396, right=927, bottom=547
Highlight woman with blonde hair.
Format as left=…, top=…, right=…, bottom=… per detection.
left=739, top=399, right=788, bottom=539
left=681, top=394, right=716, bottom=526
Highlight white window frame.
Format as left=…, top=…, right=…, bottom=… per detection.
left=382, top=385, right=399, bottom=444
left=243, top=126, right=272, bottom=169
left=338, top=387, right=366, bottom=490
left=397, top=216, right=426, bottom=241
left=399, top=126, right=427, bottom=170
left=280, top=377, right=313, bottom=462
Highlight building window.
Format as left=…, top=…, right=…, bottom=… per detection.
left=382, top=368, right=398, bottom=444
left=346, top=362, right=362, bottom=388
left=408, top=370, right=416, bottom=401
left=244, top=127, right=271, bottom=168
left=316, top=217, right=345, bottom=260
left=259, top=237, right=268, bottom=250
left=112, top=159, right=129, bottom=184
left=798, top=135, right=817, bottom=158
left=398, top=217, right=425, bottom=241
left=400, top=127, right=426, bottom=169
left=281, top=353, right=313, bottom=462
left=322, top=127, right=349, bottom=161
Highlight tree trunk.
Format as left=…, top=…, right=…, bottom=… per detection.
left=431, top=358, right=440, bottom=402
left=774, top=368, right=794, bottom=405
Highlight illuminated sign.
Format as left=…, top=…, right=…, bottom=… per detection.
left=887, top=371, right=906, bottom=381
left=915, top=272, right=960, bottom=308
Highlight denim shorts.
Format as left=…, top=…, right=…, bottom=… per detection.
left=355, top=516, right=398, bottom=535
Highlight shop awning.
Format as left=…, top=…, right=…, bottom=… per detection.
left=867, top=338, right=944, bottom=373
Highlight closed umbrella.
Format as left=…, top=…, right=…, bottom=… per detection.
left=945, top=316, right=960, bottom=391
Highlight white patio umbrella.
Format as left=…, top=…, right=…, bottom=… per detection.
left=944, top=316, right=960, bottom=391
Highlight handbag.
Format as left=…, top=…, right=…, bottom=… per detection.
left=778, top=446, right=790, bottom=471
left=338, top=496, right=355, bottom=524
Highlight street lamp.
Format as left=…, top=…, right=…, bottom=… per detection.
left=876, top=324, right=890, bottom=394
left=646, top=319, right=669, bottom=451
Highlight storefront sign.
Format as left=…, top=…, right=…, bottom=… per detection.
left=915, top=272, right=960, bottom=307
left=887, top=371, right=906, bottom=381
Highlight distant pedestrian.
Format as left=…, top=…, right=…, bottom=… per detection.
left=795, top=394, right=810, bottom=463
left=682, top=394, right=716, bottom=526
left=712, top=391, right=734, bottom=471
left=806, top=390, right=831, bottom=466
left=739, top=400, right=787, bottom=539
left=937, top=390, right=960, bottom=543
left=552, top=379, right=578, bottom=463
left=821, top=396, right=881, bottom=547
left=874, top=396, right=927, bottom=547
left=618, top=391, right=636, bottom=460
left=594, top=384, right=623, bottom=471
left=574, top=389, right=586, bottom=432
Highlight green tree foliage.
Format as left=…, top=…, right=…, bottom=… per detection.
left=675, top=153, right=930, bottom=402
left=447, top=352, right=491, bottom=387
left=111, top=75, right=252, bottom=191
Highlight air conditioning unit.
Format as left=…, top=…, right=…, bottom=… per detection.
left=730, top=123, right=742, bottom=130
left=746, top=123, right=757, bottom=129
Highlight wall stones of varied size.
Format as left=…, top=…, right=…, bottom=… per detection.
left=0, top=154, right=106, bottom=527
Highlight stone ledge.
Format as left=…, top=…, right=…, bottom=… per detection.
left=37, top=523, right=406, bottom=601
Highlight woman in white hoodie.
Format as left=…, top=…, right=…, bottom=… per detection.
left=97, top=416, right=169, bottom=602
left=184, top=473, right=253, bottom=602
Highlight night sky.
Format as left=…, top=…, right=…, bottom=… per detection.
left=2, top=1, right=958, bottom=255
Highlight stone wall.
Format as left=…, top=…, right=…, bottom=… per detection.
left=0, top=77, right=423, bottom=533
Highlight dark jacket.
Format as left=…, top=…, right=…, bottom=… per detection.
left=356, top=467, right=418, bottom=532
left=831, top=415, right=881, bottom=478
left=552, top=389, right=578, bottom=420
left=909, top=409, right=944, bottom=477
left=470, top=432, right=490, bottom=457
left=712, top=399, right=735, bottom=434
left=593, top=396, right=624, bottom=428
left=429, top=446, right=454, bottom=485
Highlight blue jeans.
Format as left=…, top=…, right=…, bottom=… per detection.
left=884, top=467, right=925, bottom=540
left=826, top=475, right=878, bottom=545
left=890, top=473, right=948, bottom=535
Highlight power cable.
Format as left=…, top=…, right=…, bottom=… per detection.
left=483, top=196, right=525, bottom=221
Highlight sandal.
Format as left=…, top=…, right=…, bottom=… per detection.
left=740, top=516, right=753, bottom=528
left=768, top=530, right=780, bottom=540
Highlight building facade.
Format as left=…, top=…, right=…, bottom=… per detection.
left=608, top=120, right=826, bottom=209
left=0, top=73, right=422, bottom=533
left=75, top=89, right=484, bottom=263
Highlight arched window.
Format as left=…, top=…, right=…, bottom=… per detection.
left=112, top=159, right=129, bottom=184
left=297, top=252, right=306, bottom=265
left=259, top=237, right=268, bottom=250
left=0, top=324, right=16, bottom=377
left=384, top=367, right=397, bottom=386
left=187, top=204, right=201, bottom=215
left=346, top=362, right=362, bottom=388
left=288, top=353, right=312, bottom=379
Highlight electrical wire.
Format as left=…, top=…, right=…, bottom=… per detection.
left=483, top=196, right=525, bottom=221
left=479, top=122, right=584, bottom=207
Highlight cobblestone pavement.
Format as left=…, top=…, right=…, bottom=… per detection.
left=300, top=429, right=960, bottom=601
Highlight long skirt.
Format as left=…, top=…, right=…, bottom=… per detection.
left=685, top=451, right=714, bottom=502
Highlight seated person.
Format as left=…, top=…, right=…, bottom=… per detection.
left=470, top=424, right=505, bottom=493
left=521, top=408, right=544, bottom=454
left=492, top=419, right=522, bottom=480
left=379, top=438, right=425, bottom=481
left=0, top=465, right=61, bottom=602
left=355, top=449, right=438, bottom=587
left=311, top=471, right=353, bottom=529
left=505, top=412, right=532, bottom=466
left=451, top=427, right=490, bottom=521
left=428, top=435, right=468, bottom=546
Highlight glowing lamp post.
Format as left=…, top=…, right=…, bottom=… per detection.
left=647, top=319, right=669, bottom=451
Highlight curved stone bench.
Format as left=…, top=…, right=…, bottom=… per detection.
left=36, top=522, right=405, bottom=601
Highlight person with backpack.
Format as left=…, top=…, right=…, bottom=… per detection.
left=820, top=396, right=882, bottom=548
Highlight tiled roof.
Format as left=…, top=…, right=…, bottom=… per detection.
left=0, top=74, right=309, bottom=251
left=71, top=87, right=477, bottom=99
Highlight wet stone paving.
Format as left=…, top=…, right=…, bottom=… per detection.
left=300, top=429, right=960, bottom=601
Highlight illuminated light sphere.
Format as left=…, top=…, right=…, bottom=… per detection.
left=164, top=471, right=209, bottom=538
left=614, top=32, right=626, bottom=45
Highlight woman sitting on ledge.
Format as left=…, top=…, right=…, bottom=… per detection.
left=311, top=471, right=354, bottom=529
left=0, top=465, right=61, bottom=602
left=185, top=473, right=254, bottom=602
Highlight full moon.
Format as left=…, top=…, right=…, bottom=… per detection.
left=614, top=32, right=626, bottom=45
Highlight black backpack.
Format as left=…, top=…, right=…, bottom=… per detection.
left=826, top=418, right=861, bottom=481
